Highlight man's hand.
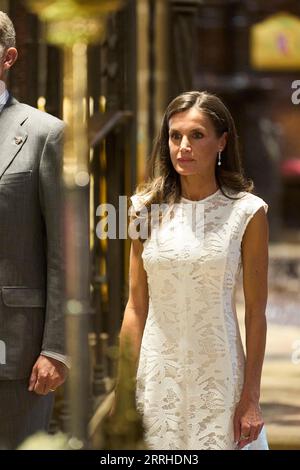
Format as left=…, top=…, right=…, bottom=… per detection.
left=28, top=355, right=68, bottom=395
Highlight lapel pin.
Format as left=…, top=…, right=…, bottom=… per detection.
left=14, top=136, right=23, bottom=145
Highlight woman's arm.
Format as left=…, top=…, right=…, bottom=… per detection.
left=234, top=206, right=269, bottom=449
left=109, top=238, right=149, bottom=417
left=119, top=238, right=149, bottom=374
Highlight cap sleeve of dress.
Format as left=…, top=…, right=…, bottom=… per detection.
left=129, top=193, right=150, bottom=216
left=239, top=194, right=268, bottom=243
left=130, top=194, right=144, bottom=213
left=129, top=193, right=150, bottom=242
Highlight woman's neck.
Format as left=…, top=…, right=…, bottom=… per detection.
left=180, top=176, right=219, bottom=201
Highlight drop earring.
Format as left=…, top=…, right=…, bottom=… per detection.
left=218, top=150, right=222, bottom=166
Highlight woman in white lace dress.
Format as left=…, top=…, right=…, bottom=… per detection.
left=119, top=91, right=269, bottom=450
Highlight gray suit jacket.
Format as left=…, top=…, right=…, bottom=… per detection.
left=0, top=97, right=65, bottom=380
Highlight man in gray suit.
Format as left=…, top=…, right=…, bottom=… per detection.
left=0, top=11, right=68, bottom=449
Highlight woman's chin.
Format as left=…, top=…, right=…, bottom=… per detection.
left=175, top=168, right=198, bottom=176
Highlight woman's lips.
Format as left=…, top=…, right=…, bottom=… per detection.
left=178, top=158, right=194, bottom=162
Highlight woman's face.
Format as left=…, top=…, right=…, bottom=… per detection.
left=168, top=107, right=227, bottom=176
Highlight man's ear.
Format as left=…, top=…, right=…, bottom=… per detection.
left=3, top=47, right=18, bottom=71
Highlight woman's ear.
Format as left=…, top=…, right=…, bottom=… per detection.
left=220, top=131, right=228, bottom=150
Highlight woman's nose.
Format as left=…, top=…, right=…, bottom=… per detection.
left=180, top=137, right=191, bottom=149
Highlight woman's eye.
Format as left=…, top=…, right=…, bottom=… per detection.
left=170, top=133, right=180, bottom=140
left=170, top=132, right=203, bottom=140
left=192, top=132, right=203, bottom=139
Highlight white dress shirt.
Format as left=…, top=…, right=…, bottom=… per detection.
left=0, top=82, right=9, bottom=113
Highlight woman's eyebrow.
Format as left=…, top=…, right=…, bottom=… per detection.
left=169, top=127, right=205, bottom=133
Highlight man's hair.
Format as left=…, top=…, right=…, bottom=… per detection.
left=0, top=11, right=16, bottom=53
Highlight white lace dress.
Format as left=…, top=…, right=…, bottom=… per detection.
left=130, top=187, right=269, bottom=450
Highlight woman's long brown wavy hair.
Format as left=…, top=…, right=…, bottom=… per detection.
left=134, top=90, right=253, bottom=207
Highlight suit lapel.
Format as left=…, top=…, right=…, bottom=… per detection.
left=0, top=97, right=29, bottom=179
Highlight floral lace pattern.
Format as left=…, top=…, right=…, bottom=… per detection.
left=130, top=188, right=269, bottom=450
